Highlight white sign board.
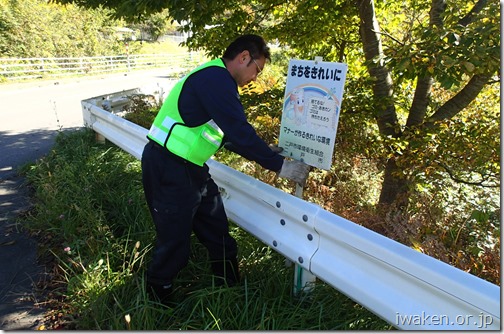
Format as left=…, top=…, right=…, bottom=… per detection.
left=278, top=59, right=347, bottom=170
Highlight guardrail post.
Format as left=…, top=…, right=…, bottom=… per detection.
left=292, top=55, right=324, bottom=297
left=126, top=42, right=131, bottom=72
left=95, top=132, right=106, bottom=144
left=293, top=183, right=317, bottom=296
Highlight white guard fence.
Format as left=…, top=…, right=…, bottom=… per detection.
left=0, top=52, right=206, bottom=81
left=81, top=89, right=500, bottom=330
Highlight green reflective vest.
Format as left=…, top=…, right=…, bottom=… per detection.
left=147, top=59, right=225, bottom=166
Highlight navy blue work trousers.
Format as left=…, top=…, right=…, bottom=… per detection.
left=141, top=141, right=238, bottom=285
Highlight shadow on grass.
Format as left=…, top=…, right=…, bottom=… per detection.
left=0, top=128, right=81, bottom=181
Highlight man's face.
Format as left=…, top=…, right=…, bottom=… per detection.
left=235, top=52, right=265, bottom=87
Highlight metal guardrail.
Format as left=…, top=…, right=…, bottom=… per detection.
left=0, top=52, right=206, bottom=81
left=81, top=90, right=500, bottom=330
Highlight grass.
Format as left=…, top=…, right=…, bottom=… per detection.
left=21, top=129, right=393, bottom=330
left=135, top=38, right=189, bottom=55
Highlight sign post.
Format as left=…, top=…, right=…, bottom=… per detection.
left=278, top=56, right=348, bottom=295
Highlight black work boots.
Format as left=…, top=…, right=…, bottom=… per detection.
left=210, top=258, right=240, bottom=287
left=146, top=258, right=240, bottom=305
left=147, top=282, right=174, bottom=305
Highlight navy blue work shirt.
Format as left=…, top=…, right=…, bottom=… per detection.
left=177, top=59, right=284, bottom=172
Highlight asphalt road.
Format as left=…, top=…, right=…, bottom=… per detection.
left=0, top=69, right=176, bottom=329
left=0, top=69, right=177, bottom=181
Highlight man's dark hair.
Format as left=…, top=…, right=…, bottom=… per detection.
left=222, top=34, right=271, bottom=62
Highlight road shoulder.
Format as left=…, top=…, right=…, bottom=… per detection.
left=0, top=174, right=47, bottom=330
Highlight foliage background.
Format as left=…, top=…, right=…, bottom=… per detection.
left=0, top=0, right=182, bottom=58
left=0, top=0, right=123, bottom=57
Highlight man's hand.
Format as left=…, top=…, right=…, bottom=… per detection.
left=269, top=144, right=283, bottom=154
left=278, top=159, right=310, bottom=186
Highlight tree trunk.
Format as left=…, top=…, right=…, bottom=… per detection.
left=357, top=0, right=407, bottom=205
left=357, top=0, right=398, bottom=138
left=378, top=158, right=409, bottom=205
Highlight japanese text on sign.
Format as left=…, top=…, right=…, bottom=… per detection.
left=308, top=97, right=336, bottom=127
left=290, top=64, right=343, bottom=81
left=282, top=126, right=331, bottom=146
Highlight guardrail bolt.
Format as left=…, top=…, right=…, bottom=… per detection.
left=307, top=234, right=313, bottom=241
left=280, top=219, right=286, bottom=226
left=273, top=240, right=278, bottom=247
left=298, top=257, right=304, bottom=263
left=302, top=215, right=308, bottom=222
left=276, top=201, right=281, bottom=208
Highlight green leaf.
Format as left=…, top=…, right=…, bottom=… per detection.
left=462, top=61, right=475, bottom=73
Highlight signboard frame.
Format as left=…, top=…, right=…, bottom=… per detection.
left=278, top=58, right=348, bottom=170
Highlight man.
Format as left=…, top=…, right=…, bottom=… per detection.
left=141, top=34, right=309, bottom=303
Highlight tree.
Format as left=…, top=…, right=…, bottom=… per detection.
left=131, top=9, right=177, bottom=42
left=50, top=0, right=499, bottom=209
left=356, top=0, right=499, bottom=205
left=0, top=0, right=125, bottom=58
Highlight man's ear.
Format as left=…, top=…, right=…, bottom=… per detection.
left=239, top=50, right=250, bottom=63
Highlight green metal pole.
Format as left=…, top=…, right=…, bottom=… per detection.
left=293, top=183, right=316, bottom=296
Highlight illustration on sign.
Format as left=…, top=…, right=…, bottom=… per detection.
left=278, top=59, right=348, bottom=170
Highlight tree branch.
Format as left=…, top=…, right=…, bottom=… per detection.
left=406, top=0, right=445, bottom=128
left=459, top=0, right=488, bottom=26
left=427, top=73, right=492, bottom=122
left=429, top=0, right=446, bottom=28
left=437, top=161, right=499, bottom=187
left=372, top=28, right=404, bottom=46
left=406, top=76, right=434, bottom=127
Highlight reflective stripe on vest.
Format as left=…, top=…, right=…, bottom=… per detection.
left=147, top=59, right=226, bottom=166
